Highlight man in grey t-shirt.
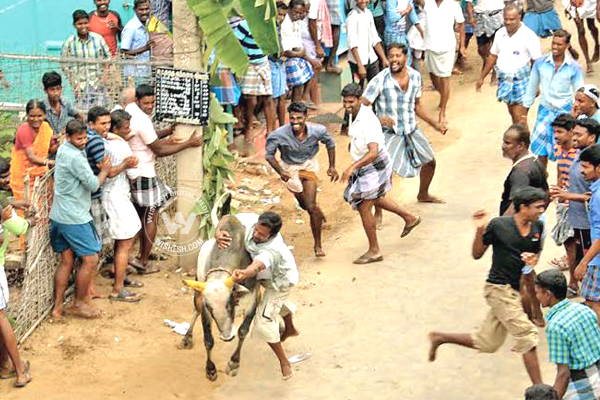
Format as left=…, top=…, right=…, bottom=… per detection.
left=550, top=118, right=600, bottom=296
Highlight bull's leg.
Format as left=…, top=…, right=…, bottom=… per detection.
left=226, top=300, right=258, bottom=377
left=202, top=304, right=218, bottom=381
left=180, top=293, right=202, bottom=349
left=179, top=310, right=199, bottom=349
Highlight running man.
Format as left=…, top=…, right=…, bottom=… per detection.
left=563, top=0, right=600, bottom=74
left=428, top=186, right=546, bottom=385
left=266, top=102, right=338, bottom=257
left=340, top=83, right=421, bottom=264
left=523, top=29, right=584, bottom=170
left=362, top=43, right=447, bottom=204
left=477, top=4, right=542, bottom=125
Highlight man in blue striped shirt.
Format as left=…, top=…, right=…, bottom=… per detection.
left=536, top=269, right=600, bottom=399
left=231, top=17, right=277, bottom=148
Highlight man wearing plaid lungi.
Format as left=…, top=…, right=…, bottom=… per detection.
left=476, top=5, right=542, bottom=125
left=523, top=29, right=584, bottom=170
left=125, top=84, right=203, bottom=274
left=536, top=269, right=600, bottom=400
left=575, top=144, right=600, bottom=324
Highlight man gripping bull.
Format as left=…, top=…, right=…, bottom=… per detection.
left=217, top=212, right=299, bottom=380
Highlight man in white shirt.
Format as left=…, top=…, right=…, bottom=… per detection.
left=125, top=84, right=203, bottom=274
left=476, top=4, right=542, bottom=125
left=422, top=0, right=466, bottom=125
left=218, top=212, right=299, bottom=380
left=340, top=83, right=421, bottom=265
left=346, top=0, right=389, bottom=88
left=563, top=0, right=599, bottom=74
left=466, top=0, right=505, bottom=72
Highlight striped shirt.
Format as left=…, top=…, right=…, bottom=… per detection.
left=553, top=145, right=577, bottom=190
left=61, top=32, right=110, bottom=90
left=231, top=18, right=267, bottom=64
left=363, top=66, right=421, bottom=135
left=546, top=299, right=600, bottom=370
left=85, top=129, right=106, bottom=200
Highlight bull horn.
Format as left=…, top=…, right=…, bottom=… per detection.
left=182, top=279, right=207, bottom=292
left=224, top=276, right=235, bottom=289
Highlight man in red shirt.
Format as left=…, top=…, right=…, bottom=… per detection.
left=88, top=0, right=123, bottom=56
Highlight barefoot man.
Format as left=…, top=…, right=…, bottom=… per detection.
left=428, top=186, right=545, bottom=385
left=362, top=42, right=447, bottom=209
left=266, top=102, right=338, bottom=257
left=217, top=212, right=299, bottom=379
left=50, top=119, right=112, bottom=319
left=523, top=29, right=584, bottom=170
left=341, top=83, right=421, bottom=264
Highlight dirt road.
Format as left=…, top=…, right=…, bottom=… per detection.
left=2, top=34, right=590, bottom=399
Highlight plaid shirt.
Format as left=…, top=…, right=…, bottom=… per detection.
left=363, top=66, right=421, bottom=136
left=546, top=299, right=600, bottom=370
left=61, top=32, right=110, bottom=90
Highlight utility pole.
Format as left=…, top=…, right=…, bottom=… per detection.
left=172, top=1, right=203, bottom=269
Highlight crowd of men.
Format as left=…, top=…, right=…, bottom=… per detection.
left=2, top=0, right=600, bottom=395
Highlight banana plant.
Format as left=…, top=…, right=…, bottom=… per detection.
left=186, top=0, right=280, bottom=77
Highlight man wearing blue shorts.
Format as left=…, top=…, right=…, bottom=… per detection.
left=50, top=119, right=111, bottom=320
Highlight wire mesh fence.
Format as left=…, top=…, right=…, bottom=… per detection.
left=0, top=52, right=173, bottom=112
left=0, top=53, right=179, bottom=341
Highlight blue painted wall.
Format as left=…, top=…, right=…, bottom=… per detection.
left=0, top=0, right=134, bottom=54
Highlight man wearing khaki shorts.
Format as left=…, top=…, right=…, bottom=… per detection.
left=427, top=186, right=546, bottom=385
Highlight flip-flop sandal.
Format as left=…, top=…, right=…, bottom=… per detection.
left=13, top=361, right=31, bottom=388
left=567, top=287, right=579, bottom=299
left=136, top=262, right=160, bottom=275
left=124, top=276, right=144, bottom=288
left=109, top=289, right=141, bottom=303
left=353, top=255, right=384, bottom=265
left=401, top=216, right=422, bottom=238
left=0, top=359, right=27, bottom=379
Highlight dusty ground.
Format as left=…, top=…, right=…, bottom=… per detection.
left=1, top=22, right=593, bottom=399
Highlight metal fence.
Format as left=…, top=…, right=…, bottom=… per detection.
left=0, top=53, right=179, bottom=341
left=0, top=52, right=173, bottom=112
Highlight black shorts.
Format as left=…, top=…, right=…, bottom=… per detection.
left=476, top=32, right=497, bottom=46
left=574, top=228, right=592, bottom=263
left=349, top=60, right=380, bottom=89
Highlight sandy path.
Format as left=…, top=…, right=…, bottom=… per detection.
left=2, top=32, right=592, bottom=398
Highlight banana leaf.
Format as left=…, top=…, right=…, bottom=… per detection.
left=235, top=0, right=280, bottom=56
left=187, top=0, right=249, bottom=76
left=209, top=94, right=237, bottom=125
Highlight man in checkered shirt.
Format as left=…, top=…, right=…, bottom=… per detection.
left=536, top=269, right=600, bottom=400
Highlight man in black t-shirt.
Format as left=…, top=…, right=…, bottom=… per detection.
left=428, top=186, right=546, bottom=385
left=500, top=124, right=549, bottom=216
left=500, top=123, right=548, bottom=327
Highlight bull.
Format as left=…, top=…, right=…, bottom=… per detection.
left=180, top=195, right=260, bottom=381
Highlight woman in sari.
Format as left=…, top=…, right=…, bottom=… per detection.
left=9, top=100, right=55, bottom=204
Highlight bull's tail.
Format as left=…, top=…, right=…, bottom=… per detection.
left=211, top=191, right=233, bottom=228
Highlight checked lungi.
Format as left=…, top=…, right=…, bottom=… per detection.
left=240, top=60, right=273, bottom=96
left=130, top=176, right=174, bottom=209
left=474, top=9, right=504, bottom=37
left=285, top=57, right=314, bottom=88
left=581, top=265, right=600, bottom=302
left=385, top=128, right=435, bottom=178
left=343, top=150, right=393, bottom=209
left=530, top=103, right=572, bottom=161
left=496, top=64, right=531, bottom=105
left=564, top=359, right=600, bottom=400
